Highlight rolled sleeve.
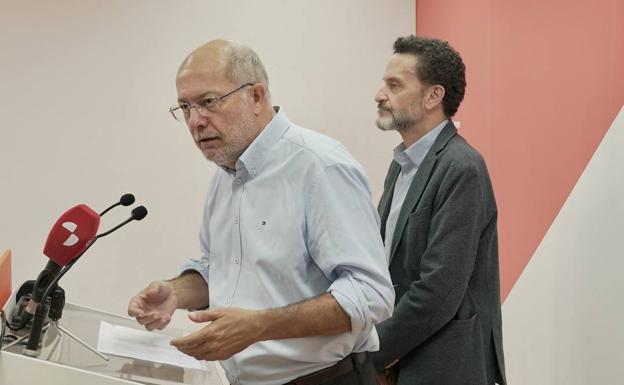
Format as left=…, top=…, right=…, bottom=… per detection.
left=179, top=257, right=210, bottom=284
left=307, top=163, right=394, bottom=333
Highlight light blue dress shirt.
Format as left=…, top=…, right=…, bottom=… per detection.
left=384, top=120, right=447, bottom=262
left=181, top=107, right=394, bottom=385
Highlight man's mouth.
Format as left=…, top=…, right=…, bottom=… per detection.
left=197, top=137, right=220, bottom=149
left=198, top=136, right=219, bottom=143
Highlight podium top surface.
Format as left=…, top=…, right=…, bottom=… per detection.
left=2, top=302, right=226, bottom=385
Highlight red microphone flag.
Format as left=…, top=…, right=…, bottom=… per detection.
left=43, top=204, right=100, bottom=266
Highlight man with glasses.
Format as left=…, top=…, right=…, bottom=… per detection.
left=127, top=39, right=394, bottom=385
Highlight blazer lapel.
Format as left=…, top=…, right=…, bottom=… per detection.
left=378, top=161, right=401, bottom=241
left=388, top=121, right=458, bottom=264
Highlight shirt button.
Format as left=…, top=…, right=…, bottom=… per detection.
left=250, top=169, right=256, bottom=175
left=225, top=297, right=231, bottom=304
left=234, top=258, right=239, bottom=264
left=234, top=217, right=239, bottom=224
left=236, top=179, right=242, bottom=184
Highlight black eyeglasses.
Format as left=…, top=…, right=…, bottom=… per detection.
left=169, top=82, right=255, bottom=121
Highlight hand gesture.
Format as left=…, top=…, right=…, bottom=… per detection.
left=170, top=307, right=262, bottom=361
left=128, top=281, right=178, bottom=331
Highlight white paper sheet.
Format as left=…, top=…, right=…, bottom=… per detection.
left=97, top=321, right=204, bottom=370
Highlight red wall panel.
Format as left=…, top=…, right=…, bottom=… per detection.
left=416, top=0, right=624, bottom=300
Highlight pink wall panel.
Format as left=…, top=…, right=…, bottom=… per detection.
left=416, top=0, right=624, bottom=300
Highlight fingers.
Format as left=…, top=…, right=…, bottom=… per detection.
left=171, top=331, right=219, bottom=360
left=142, top=281, right=168, bottom=302
left=128, top=293, right=149, bottom=317
left=128, top=281, right=172, bottom=318
left=188, top=309, right=221, bottom=323
left=169, top=310, right=220, bottom=347
left=127, top=303, right=144, bottom=318
left=173, top=332, right=234, bottom=361
left=188, top=345, right=214, bottom=361
left=144, top=316, right=171, bottom=331
left=170, top=329, right=204, bottom=349
left=135, top=312, right=171, bottom=330
left=136, top=312, right=161, bottom=324
left=170, top=308, right=255, bottom=361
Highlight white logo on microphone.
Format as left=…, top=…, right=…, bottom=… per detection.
left=61, top=222, right=80, bottom=246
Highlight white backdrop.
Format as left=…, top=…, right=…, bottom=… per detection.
left=0, top=1, right=415, bottom=329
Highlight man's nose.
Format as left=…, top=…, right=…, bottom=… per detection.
left=187, top=107, right=209, bottom=131
left=375, top=89, right=388, bottom=103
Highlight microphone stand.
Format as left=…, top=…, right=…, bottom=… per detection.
left=18, top=207, right=146, bottom=359
left=22, top=239, right=109, bottom=361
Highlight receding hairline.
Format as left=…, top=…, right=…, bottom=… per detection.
left=177, top=39, right=269, bottom=87
left=177, top=39, right=230, bottom=76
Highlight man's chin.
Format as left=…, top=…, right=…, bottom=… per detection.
left=202, top=150, right=225, bottom=165
left=376, top=118, right=396, bottom=131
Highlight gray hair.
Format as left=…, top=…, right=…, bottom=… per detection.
left=223, top=43, right=269, bottom=89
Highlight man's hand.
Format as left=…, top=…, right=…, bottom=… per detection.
left=128, top=281, right=178, bottom=331
left=170, top=307, right=263, bottom=361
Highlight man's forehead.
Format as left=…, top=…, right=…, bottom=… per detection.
left=176, top=68, right=216, bottom=88
left=176, top=54, right=229, bottom=87
left=384, top=53, right=418, bottom=79
left=175, top=69, right=228, bottom=101
left=178, top=55, right=222, bottom=77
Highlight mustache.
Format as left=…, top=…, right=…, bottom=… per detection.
left=377, top=103, right=392, bottom=112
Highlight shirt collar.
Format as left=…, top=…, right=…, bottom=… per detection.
left=226, top=106, right=289, bottom=178
left=392, top=119, right=448, bottom=172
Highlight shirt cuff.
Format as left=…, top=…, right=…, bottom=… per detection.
left=328, top=276, right=369, bottom=333
left=179, top=258, right=210, bottom=285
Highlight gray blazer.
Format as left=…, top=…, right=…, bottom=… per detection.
left=371, top=121, right=506, bottom=385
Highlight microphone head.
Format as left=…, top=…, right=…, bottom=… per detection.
left=131, top=206, right=148, bottom=221
left=43, top=204, right=100, bottom=266
left=119, top=194, right=135, bottom=206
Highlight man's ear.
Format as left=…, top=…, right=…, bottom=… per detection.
left=251, top=83, right=268, bottom=115
left=424, top=84, right=445, bottom=111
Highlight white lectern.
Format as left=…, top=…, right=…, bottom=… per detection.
left=1, top=300, right=227, bottom=385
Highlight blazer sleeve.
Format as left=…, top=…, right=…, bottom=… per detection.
left=371, top=158, right=493, bottom=371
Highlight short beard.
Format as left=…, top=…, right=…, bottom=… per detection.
left=376, top=108, right=415, bottom=131
left=211, top=115, right=256, bottom=167
left=207, top=102, right=258, bottom=168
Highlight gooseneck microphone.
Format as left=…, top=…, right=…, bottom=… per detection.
left=99, top=193, right=135, bottom=216
left=19, top=204, right=101, bottom=325
left=22, top=194, right=138, bottom=321
left=24, top=205, right=148, bottom=355
left=95, top=206, right=148, bottom=238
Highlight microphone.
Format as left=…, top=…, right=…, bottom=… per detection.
left=37, top=205, right=148, bottom=299
left=131, top=206, right=148, bottom=221
left=24, top=205, right=148, bottom=355
left=23, top=204, right=100, bottom=318
left=14, top=196, right=135, bottom=329
left=99, top=193, right=135, bottom=216
left=43, top=204, right=100, bottom=266
left=94, top=206, right=148, bottom=238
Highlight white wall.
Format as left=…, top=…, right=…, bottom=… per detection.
left=0, top=1, right=415, bottom=329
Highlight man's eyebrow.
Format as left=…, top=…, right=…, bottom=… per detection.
left=384, top=76, right=403, bottom=84
left=177, top=90, right=218, bottom=104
